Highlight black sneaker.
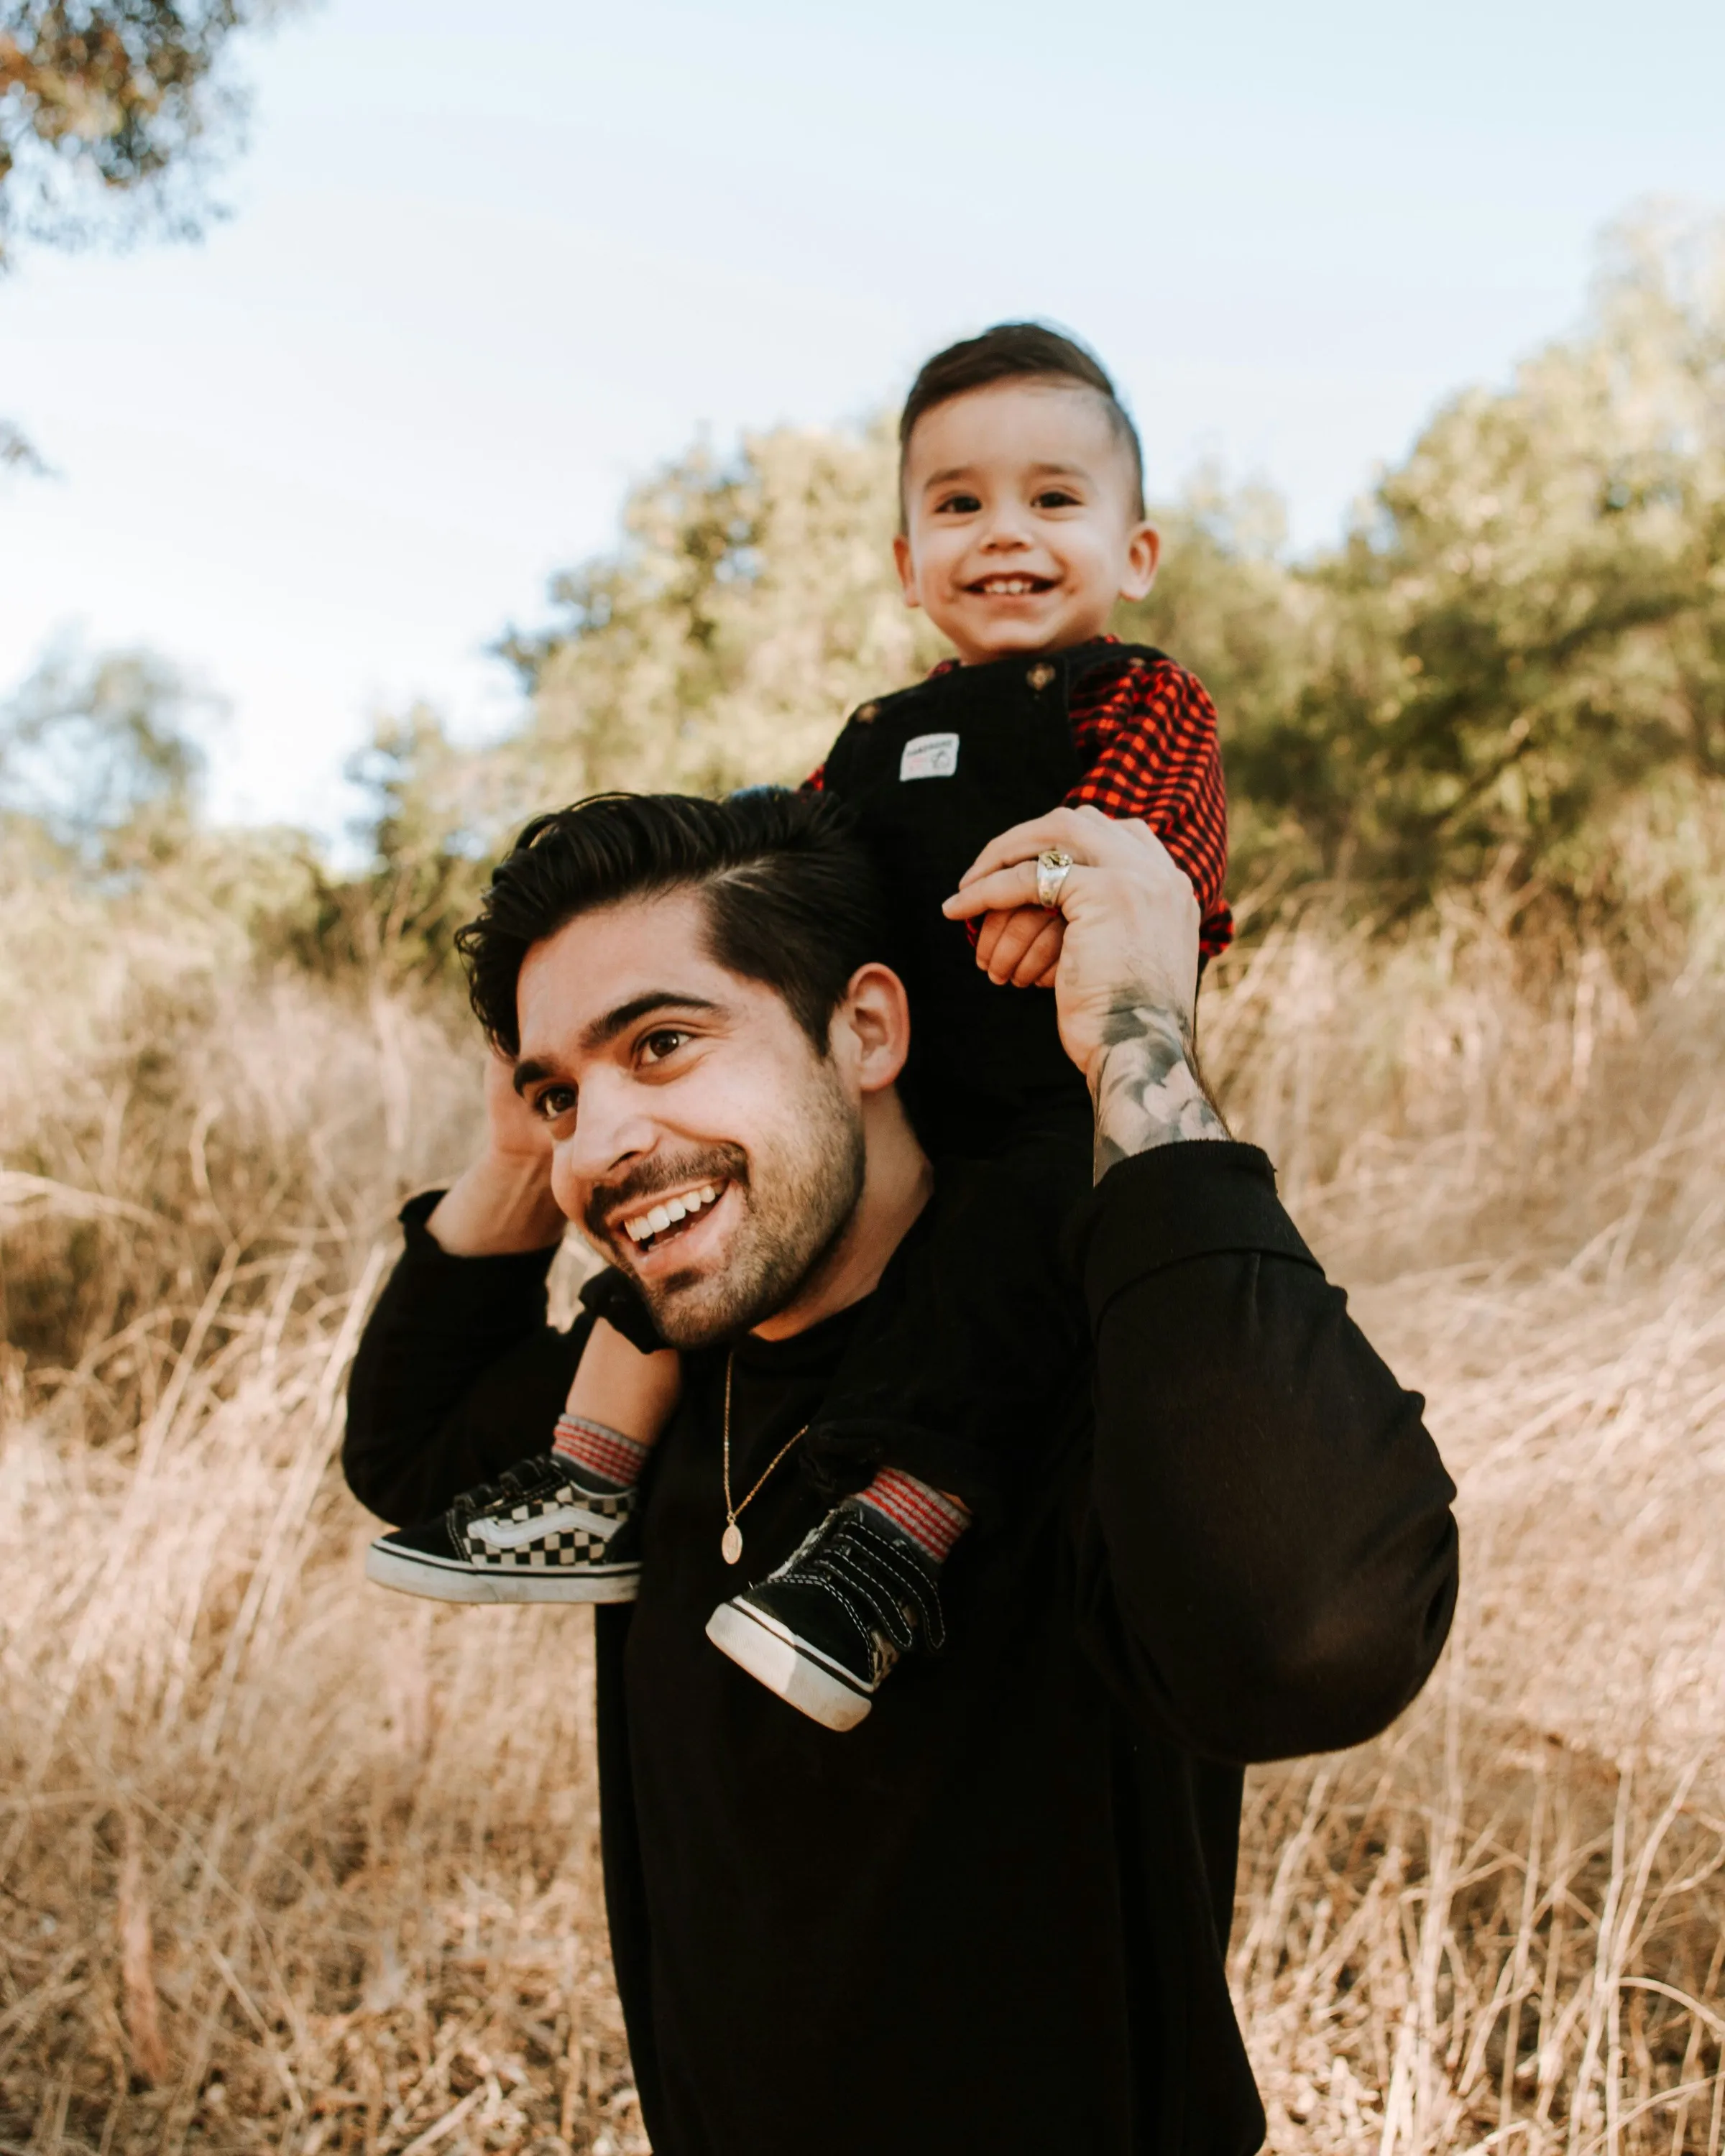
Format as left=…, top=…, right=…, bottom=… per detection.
left=704, top=1501, right=945, bottom=1731
left=365, top=1455, right=640, bottom=1605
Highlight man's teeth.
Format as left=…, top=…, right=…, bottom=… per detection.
left=625, top=1184, right=720, bottom=1243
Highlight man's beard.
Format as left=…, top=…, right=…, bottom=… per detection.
left=584, top=1061, right=868, bottom=1350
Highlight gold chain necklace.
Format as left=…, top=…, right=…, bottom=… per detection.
left=720, top=1350, right=808, bottom=1565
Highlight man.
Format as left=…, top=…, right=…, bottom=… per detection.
left=345, top=788, right=1458, bottom=2156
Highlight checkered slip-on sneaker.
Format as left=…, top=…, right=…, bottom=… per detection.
left=365, top=1455, right=641, bottom=1605
left=704, top=1500, right=945, bottom=1732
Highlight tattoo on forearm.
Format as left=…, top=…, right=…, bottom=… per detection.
left=1091, top=994, right=1229, bottom=1180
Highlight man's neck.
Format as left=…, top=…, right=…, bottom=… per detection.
left=749, top=1094, right=932, bottom=1342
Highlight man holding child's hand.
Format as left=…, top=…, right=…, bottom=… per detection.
left=346, top=777, right=1458, bottom=2156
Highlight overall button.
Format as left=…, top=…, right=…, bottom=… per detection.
left=1026, top=663, right=1056, bottom=692
left=853, top=701, right=879, bottom=724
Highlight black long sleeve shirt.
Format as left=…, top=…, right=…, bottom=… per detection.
left=344, top=1141, right=1458, bottom=2156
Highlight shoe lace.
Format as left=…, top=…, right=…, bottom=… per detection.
left=778, top=1509, right=947, bottom=1655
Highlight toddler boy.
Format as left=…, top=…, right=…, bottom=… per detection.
left=367, top=323, right=1232, bottom=1730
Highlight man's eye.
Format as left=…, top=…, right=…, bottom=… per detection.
left=533, top=1085, right=577, bottom=1121
left=934, top=492, right=982, bottom=515
left=639, top=1028, right=689, bottom=1066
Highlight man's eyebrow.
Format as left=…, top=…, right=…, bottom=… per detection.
left=581, top=990, right=721, bottom=1054
left=512, top=994, right=720, bottom=1094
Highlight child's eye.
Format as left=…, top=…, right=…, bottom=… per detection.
left=639, top=1028, right=689, bottom=1066
left=934, top=491, right=983, bottom=516
left=533, top=1084, right=577, bottom=1121
left=1032, top=487, right=1082, bottom=510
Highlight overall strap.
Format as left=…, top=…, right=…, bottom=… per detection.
left=1062, top=640, right=1174, bottom=691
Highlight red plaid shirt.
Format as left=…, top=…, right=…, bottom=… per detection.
left=809, top=639, right=1233, bottom=959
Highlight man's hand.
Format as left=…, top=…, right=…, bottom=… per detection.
left=425, top=1046, right=569, bottom=1256
left=944, top=806, right=1228, bottom=1179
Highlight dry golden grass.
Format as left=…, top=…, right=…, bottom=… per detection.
left=3, top=883, right=1724, bottom=2155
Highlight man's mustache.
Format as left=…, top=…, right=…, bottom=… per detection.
left=583, top=1144, right=750, bottom=1243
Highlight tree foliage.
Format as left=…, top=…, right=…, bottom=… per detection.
left=0, top=642, right=207, bottom=862
left=24, top=212, right=1719, bottom=982
left=491, top=418, right=949, bottom=808
left=451, top=209, right=1725, bottom=939
left=0, top=0, right=280, bottom=267
left=1215, top=207, right=1725, bottom=916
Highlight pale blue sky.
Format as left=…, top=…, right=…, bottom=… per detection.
left=3, top=0, right=1722, bottom=837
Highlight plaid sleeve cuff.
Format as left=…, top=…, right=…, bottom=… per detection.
left=1066, top=658, right=1232, bottom=957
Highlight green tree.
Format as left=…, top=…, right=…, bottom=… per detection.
left=0, top=1, right=287, bottom=264
left=493, top=418, right=949, bottom=814
left=1, top=2, right=294, bottom=466
left=0, top=642, right=208, bottom=863
left=377, top=209, right=1725, bottom=943
left=1237, top=208, right=1725, bottom=916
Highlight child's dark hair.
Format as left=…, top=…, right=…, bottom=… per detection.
left=455, top=788, right=891, bottom=1057
left=898, top=323, right=1146, bottom=520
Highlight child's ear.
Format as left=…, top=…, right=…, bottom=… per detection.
left=1119, top=522, right=1161, bottom=603
left=893, top=531, right=922, bottom=610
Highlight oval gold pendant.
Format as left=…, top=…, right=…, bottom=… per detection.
left=721, top=1522, right=744, bottom=1565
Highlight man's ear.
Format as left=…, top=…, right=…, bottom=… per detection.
left=893, top=531, right=922, bottom=611
left=832, top=962, right=912, bottom=1093
left=1119, top=521, right=1160, bottom=602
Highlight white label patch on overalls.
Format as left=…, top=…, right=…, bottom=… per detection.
left=899, top=732, right=960, bottom=781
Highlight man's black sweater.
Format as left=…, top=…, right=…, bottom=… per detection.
left=344, top=1141, right=1458, bottom=2156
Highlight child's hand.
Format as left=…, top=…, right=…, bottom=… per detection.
left=975, top=903, right=1066, bottom=988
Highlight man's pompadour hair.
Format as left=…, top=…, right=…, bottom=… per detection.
left=898, top=321, right=1146, bottom=518
left=455, top=789, right=891, bottom=1058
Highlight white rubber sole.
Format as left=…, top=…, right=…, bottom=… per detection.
left=704, top=1600, right=873, bottom=1731
left=365, top=1539, right=640, bottom=1605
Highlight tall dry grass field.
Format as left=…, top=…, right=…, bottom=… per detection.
left=3, top=876, right=1724, bottom=2155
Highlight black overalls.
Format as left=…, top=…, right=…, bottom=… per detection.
left=805, top=639, right=1176, bottom=1514
left=819, top=637, right=1171, bottom=1153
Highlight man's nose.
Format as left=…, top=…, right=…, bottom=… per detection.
left=553, top=1072, right=659, bottom=1197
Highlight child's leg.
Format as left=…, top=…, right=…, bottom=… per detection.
left=706, top=1119, right=1090, bottom=1728
left=845, top=1468, right=971, bottom=1569
left=555, top=1317, right=681, bottom=1493
left=364, top=1304, right=678, bottom=1606
left=799, top=1125, right=1084, bottom=1572
left=812, top=1114, right=1093, bottom=1510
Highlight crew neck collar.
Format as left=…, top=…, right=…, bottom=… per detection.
left=724, top=1294, right=869, bottom=1376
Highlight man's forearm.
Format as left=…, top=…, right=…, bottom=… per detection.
left=427, top=1153, right=568, bottom=1256
left=1089, top=993, right=1228, bottom=1181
